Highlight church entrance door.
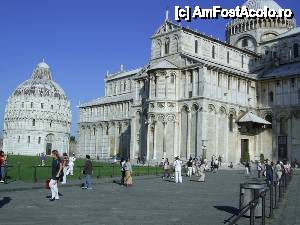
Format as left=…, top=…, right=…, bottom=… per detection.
left=278, top=136, right=287, bottom=160
left=241, top=139, right=249, bottom=162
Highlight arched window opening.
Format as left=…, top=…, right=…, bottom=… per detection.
left=165, top=38, right=170, bottom=55
left=32, top=119, right=36, bottom=127
left=294, top=43, right=299, bottom=58
left=195, top=40, right=198, bottom=54
left=242, top=38, right=248, bottom=47
left=38, top=137, right=41, bottom=144
left=265, top=115, right=272, bottom=128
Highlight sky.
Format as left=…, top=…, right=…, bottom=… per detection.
left=0, top=0, right=299, bottom=136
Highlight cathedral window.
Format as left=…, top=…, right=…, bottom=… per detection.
left=22, top=102, right=24, bottom=108
left=242, top=39, right=248, bottom=47
left=38, top=137, right=41, bottom=144
left=227, top=51, right=230, bottom=64
left=32, top=119, right=36, bottom=127
left=229, top=114, right=234, bottom=132
left=17, top=136, right=20, bottom=143
left=30, top=102, right=33, bottom=108
left=294, top=43, right=299, bottom=58
left=228, top=76, right=231, bottom=90
left=195, top=40, right=198, bottom=54
left=93, top=128, right=96, bottom=136
left=269, top=91, right=274, bottom=103
left=241, top=55, right=244, bottom=68
left=190, top=74, right=193, bottom=83
left=41, top=103, right=44, bottom=109
left=51, top=105, right=54, bottom=110
left=27, top=136, right=30, bottom=144
left=165, top=38, right=170, bottom=55
left=247, top=81, right=250, bottom=94
left=218, top=74, right=221, bottom=87
left=212, top=45, right=215, bottom=59
left=189, top=91, right=192, bottom=98
left=50, top=121, right=52, bottom=128
left=171, top=75, right=175, bottom=84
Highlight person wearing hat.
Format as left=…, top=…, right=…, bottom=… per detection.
left=68, top=153, right=76, bottom=176
left=173, top=156, right=182, bottom=183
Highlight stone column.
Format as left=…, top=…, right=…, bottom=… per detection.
left=174, top=119, right=179, bottom=158
left=187, top=110, right=191, bottom=159
left=192, top=69, right=198, bottom=97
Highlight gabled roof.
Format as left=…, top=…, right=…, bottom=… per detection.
left=105, top=68, right=142, bottom=81
left=259, top=62, right=300, bottom=80
left=149, top=60, right=178, bottom=71
left=238, top=112, right=271, bottom=125
left=79, top=93, right=133, bottom=108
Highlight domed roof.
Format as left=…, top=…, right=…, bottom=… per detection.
left=12, top=61, right=67, bottom=100
left=242, top=0, right=283, bottom=11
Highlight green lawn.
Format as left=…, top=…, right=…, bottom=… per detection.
left=5, top=155, right=162, bottom=182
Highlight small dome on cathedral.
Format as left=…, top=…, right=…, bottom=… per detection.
left=37, top=61, right=50, bottom=69
left=242, top=0, right=283, bottom=11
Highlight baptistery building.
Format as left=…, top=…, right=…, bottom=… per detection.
left=78, top=0, right=300, bottom=164
left=3, top=61, right=72, bottom=155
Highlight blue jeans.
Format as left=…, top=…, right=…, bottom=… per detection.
left=0, top=166, right=5, bottom=180
left=84, top=174, right=91, bottom=188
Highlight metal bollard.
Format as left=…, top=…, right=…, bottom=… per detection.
left=261, top=193, right=266, bottom=225
left=274, top=182, right=277, bottom=208
left=33, top=166, right=37, bottom=183
left=250, top=202, right=255, bottom=225
left=269, top=184, right=274, bottom=218
left=17, top=162, right=21, bottom=180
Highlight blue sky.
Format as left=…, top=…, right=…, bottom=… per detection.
left=0, top=0, right=299, bottom=136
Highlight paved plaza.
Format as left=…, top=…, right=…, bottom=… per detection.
left=0, top=170, right=299, bottom=225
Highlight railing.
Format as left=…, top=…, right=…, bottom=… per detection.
left=2, top=162, right=162, bottom=183
left=228, top=171, right=293, bottom=225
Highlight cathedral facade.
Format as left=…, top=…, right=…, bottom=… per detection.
left=78, top=0, right=300, bottom=164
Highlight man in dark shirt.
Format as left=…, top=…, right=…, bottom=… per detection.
left=49, top=150, right=63, bottom=201
left=82, top=155, right=93, bottom=190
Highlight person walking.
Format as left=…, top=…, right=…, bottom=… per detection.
left=265, top=160, right=273, bottom=186
left=0, top=151, right=7, bottom=183
left=39, top=153, right=46, bottom=166
left=68, top=153, right=76, bottom=176
left=173, top=157, right=182, bottom=183
left=120, top=158, right=126, bottom=185
left=197, top=162, right=206, bottom=182
left=123, top=159, right=133, bottom=187
left=82, top=155, right=93, bottom=190
left=275, top=161, right=283, bottom=185
left=218, top=155, right=222, bottom=167
left=61, top=153, right=69, bottom=184
left=257, top=161, right=262, bottom=178
left=245, top=161, right=250, bottom=175
left=49, top=150, right=63, bottom=201
left=187, top=158, right=193, bottom=178
left=162, top=158, right=170, bottom=179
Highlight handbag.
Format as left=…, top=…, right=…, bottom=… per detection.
left=45, top=179, right=50, bottom=189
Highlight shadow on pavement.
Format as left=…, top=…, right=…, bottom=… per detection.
left=0, top=197, right=11, bottom=208
left=214, top=205, right=240, bottom=215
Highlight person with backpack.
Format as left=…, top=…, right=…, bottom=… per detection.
left=49, top=150, right=63, bottom=201
left=82, top=155, right=93, bottom=190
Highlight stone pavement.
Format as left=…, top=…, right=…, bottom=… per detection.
left=0, top=170, right=297, bottom=225
left=267, top=170, right=300, bottom=225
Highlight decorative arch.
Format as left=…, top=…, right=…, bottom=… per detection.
left=208, top=104, right=216, bottom=113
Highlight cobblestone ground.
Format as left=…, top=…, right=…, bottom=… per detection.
left=0, top=170, right=298, bottom=225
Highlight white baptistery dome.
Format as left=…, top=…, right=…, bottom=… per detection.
left=3, top=61, right=72, bottom=155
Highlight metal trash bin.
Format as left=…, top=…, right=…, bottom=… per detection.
left=239, top=182, right=268, bottom=217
